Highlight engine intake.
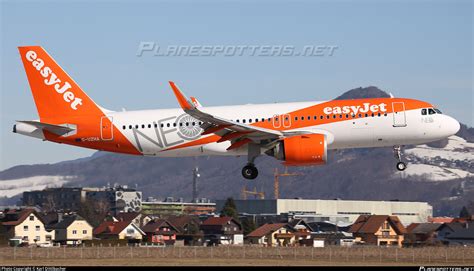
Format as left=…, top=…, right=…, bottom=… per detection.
left=265, top=134, right=327, bottom=166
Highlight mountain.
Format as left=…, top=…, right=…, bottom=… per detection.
left=1, top=86, right=473, bottom=217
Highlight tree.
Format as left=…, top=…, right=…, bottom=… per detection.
left=459, top=205, right=471, bottom=218
left=241, top=217, right=257, bottom=235
left=220, top=197, right=239, bottom=221
left=78, top=199, right=111, bottom=227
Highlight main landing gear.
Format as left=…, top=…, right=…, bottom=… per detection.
left=241, top=143, right=260, bottom=180
left=393, top=145, right=407, bottom=171
left=242, top=164, right=258, bottom=180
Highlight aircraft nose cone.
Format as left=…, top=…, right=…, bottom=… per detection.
left=446, top=116, right=460, bottom=136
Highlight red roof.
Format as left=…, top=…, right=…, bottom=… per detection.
left=349, top=215, right=406, bottom=234
left=202, top=216, right=235, bottom=226
left=1, top=209, right=38, bottom=226
left=115, top=212, right=140, bottom=222
left=428, top=217, right=454, bottom=223
left=247, top=223, right=289, bottom=238
left=94, top=221, right=135, bottom=235
left=141, top=219, right=178, bottom=233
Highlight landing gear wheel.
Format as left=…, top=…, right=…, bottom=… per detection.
left=242, top=164, right=258, bottom=180
left=396, top=162, right=407, bottom=171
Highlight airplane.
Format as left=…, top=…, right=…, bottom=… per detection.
left=13, top=46, right=461, bottom=179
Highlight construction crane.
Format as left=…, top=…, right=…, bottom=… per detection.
left=274, top=167, right=303, bottom=199
left=241, top=186, right=265, bottom=200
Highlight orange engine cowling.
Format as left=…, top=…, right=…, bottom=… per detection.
left=265, top=134, right=327, bottom=166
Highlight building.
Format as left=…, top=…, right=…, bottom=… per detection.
left=437, top=221, right=474, bottom=245
left=23, top=188, right=87, bottom=211
left=349, top=215, right=406, bottom=247
left=142, top=198, right=216, bottom=217
left=167, top=215, right=204, bottom=246
left=113, top=212, right=152, bottom=228
left=23, top=186, right=142, bottom=214
left=94, top=220, right=144, bottom=242
left=0, top=209, right=55, bottom=246
left=246, top=223, right=295, bottom=246
left=50, top=215, right=93, bottom=245
left=200, top=216, right=243, bottom=246
left=217, top=199, right=432, bottom=225
left=142, top=219, right=178, bottom=245
left=404, top=223, right=442, bottom=247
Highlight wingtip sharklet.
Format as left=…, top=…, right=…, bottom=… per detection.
left=169, top=81, right=193, bottom=110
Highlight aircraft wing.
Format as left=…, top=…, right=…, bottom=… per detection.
left=169, top=81, right=284, bottom=150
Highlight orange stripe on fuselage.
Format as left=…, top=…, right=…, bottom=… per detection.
left=162, top=98, right=432, bottom=152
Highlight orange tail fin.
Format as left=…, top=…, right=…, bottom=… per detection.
left=18, top=46, right=105, bottom=121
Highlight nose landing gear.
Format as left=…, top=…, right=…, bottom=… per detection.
left=393, top=145, right=407, bottom=171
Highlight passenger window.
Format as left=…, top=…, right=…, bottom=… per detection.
left=129, top=125, right=132, bottom=129
left=301, top=116, right=304, bottom=121
left=160, top=124, right=164, bottom=128
left=173, top=123, right=176, bottom=127
left=148, top=124, right=151, bottom=128
left=428, top=109, right=436, bottom=115
left=295, top=117, right=298, bottom=121
left=135, top=125, right=139, bottom=129
left=255, top=118, right=259, bottom=122
left=167, top=123, right=170, bottom=127
left=421, top=109, right=427, bottom=115
left=307, top=116, right=310, bottom=120
left=243, top=119, right=246, bottom=123
left=320, top=116, right=324, bottom=120
left=249, top=119, right=252, bottom=123
left=141, top=124, right=145, bottom=129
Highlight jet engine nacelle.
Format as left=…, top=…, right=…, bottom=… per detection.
left=266, top=134, right=327, bottom=166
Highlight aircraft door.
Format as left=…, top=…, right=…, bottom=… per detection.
left=100, top=116, right=114, bottom=141
left=392, top=102, right=407, bottom=127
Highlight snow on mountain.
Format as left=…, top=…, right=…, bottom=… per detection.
left=0, top=175, right=76, bottom=198
left=406, top=136, right=473, bottom=162
left=403, top=136, right=474, bottom=181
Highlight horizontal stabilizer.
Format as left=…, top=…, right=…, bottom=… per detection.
left=15, top=120, right=75, bottom=136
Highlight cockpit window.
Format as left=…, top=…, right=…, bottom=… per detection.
left=428, top=108, right=436, bottom=115
left=421, top=109, right=427, bottom=115
left=434, top=108, right=442, bottom=114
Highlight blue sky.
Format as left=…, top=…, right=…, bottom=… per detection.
left=0, top=0, right=472, bottom=170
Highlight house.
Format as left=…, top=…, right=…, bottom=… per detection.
left=0, top=209, right=55, bottom=246
left=94, top=220, right=144, bottom=242
left=349, top=215, right=406, bottom=247
left=114, top=212, right=152, bottom=228
left=166, top=215, right=204, bottom=246
left=288, top=219, right=314, bottom=244
left=404, top=223, right=442, bottom=247
left=50, top=215, right=93, bottom=245
left=246, top=223, right=295, bottom=246
left=142, top=219, right=178, bottom=245
left=437, top=221, right=474, bottom=245
left=200, top=216, right=243, bottom=246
